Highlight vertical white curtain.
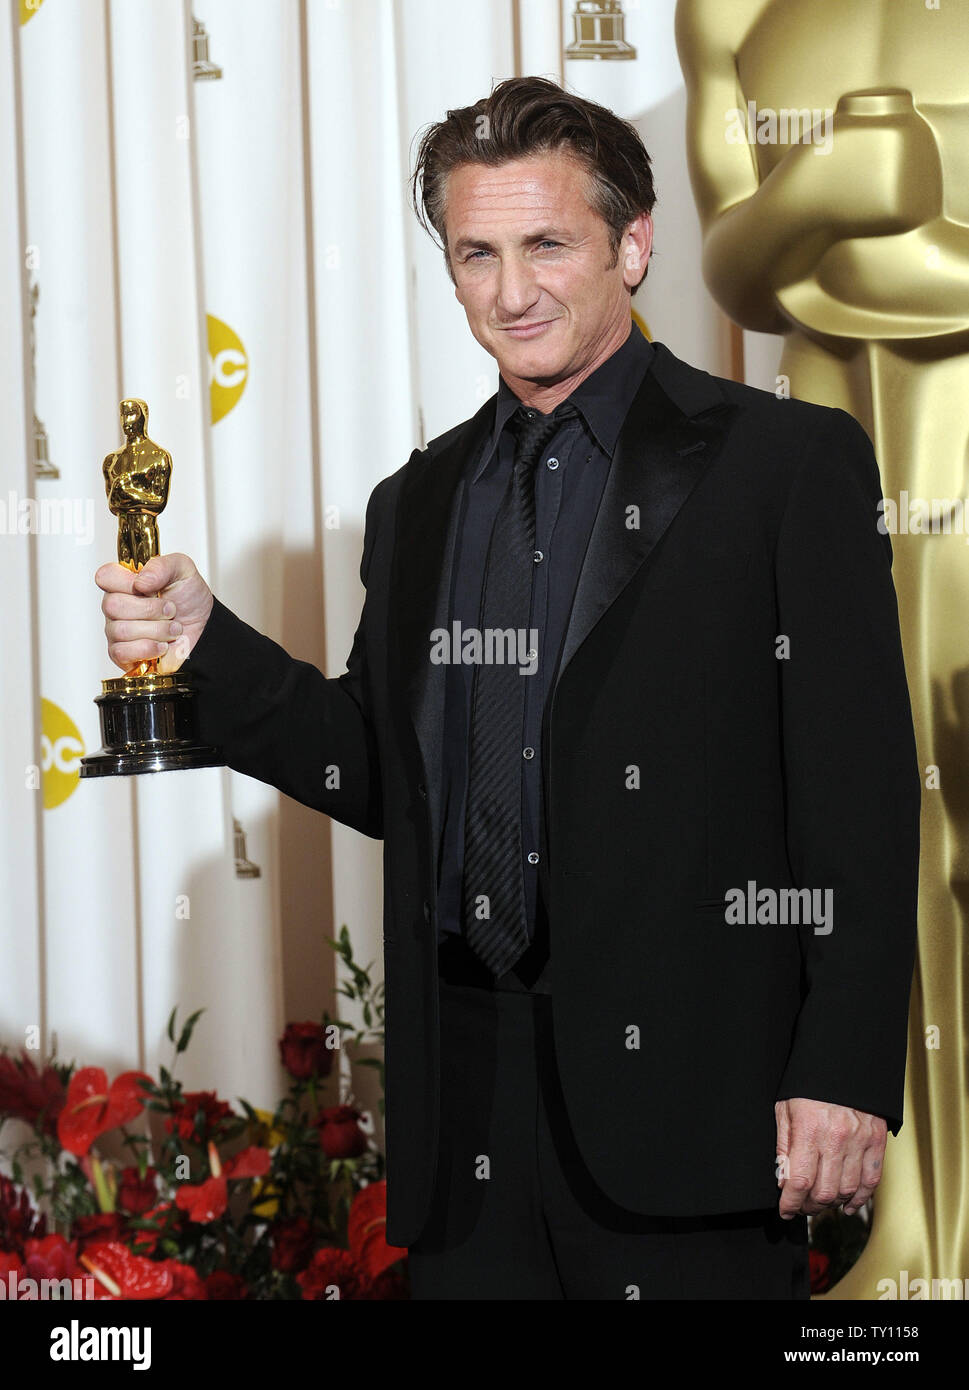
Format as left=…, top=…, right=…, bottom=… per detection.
left=2, top=0, right=731, bottom=1110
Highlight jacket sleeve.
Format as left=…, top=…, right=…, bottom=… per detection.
left=178, top=481, right=386, bottom=839
left=772, top=408, right=921, bottom=1134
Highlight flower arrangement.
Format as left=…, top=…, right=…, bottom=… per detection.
left=0, top=928, right=407, bottom=1300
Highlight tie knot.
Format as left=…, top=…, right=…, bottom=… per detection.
left=511, top=402, right=579, bottom=468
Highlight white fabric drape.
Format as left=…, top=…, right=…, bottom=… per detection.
left=2, top=0, right=734, bottom=1110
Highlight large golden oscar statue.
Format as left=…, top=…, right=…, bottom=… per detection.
left=678, top=0, right=969, bottom=1297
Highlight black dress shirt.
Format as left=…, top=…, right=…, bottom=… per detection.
left=437, top=323, right=655, bottom=987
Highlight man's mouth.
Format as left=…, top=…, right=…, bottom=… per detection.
left=501, top=320, right=555, bottom=340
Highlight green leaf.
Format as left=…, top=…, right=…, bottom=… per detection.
left=176, top=1008, right=205, bottom=1055
left=166, top=1007, right=178, bottom=1044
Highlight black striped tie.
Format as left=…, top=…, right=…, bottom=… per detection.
left=462, top=401, right=578, bottom=976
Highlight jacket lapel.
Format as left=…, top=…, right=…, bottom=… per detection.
left=555, top=341, right=738, bottom=681
left=392, top=399, right=494, bottom=869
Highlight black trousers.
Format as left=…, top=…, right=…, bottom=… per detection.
left=408, top=968, right=809, bottom=1301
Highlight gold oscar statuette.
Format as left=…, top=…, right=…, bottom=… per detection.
left=79, top=398, right=224, bottom=777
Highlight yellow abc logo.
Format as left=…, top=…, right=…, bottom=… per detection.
left=40, top=698, right=85, bottom=809
left=19, top=0, right=45, bottom=24
left=207, top=314, right=248, bottom=424
left=631, top=307, right=652, bottom=341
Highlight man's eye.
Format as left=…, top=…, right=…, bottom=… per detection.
left=537, top=240, right=560, bottom=250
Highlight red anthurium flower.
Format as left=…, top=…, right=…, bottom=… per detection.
left=160, top=1260, right=207, bottom=1300
left=174, top=1144, right=270, bottom=1223
left=57, top=1068, right=153, bottom=1157
left=175, top=1175, right=228, bottom=1224
left=80, top=1241, right=173, bottom=1300
left=348, top=1181, right=407, bottom=1282
left=223, top=1146, right=270, bottom=1180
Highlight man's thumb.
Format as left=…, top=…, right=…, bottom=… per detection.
left=131, top=557, right=169, bottom=592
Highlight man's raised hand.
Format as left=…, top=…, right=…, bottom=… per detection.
left=95, top=552, right=213, bottom=676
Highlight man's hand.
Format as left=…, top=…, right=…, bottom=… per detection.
left=775, top=1097, right=887, bottom=1220
left=95, top=552, right=213, bottom=676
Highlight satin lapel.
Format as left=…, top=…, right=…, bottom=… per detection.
left=555, top=343, right=738, bottom=682
left=392, top=399, right=495, bottom=869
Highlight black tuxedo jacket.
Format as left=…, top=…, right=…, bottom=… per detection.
left=182, top=340, right=920, bottom=1247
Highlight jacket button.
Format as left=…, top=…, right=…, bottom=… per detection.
left=417, top=783, right=427, bottom=799
left=423, top=900, right=431, bottom=923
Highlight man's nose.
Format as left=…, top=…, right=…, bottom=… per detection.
left=495, top=259, right=541, bottom=318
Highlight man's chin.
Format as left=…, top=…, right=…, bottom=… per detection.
left=493, top=344, right=571, bottom=387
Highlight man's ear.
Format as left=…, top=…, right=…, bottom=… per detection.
left=621, top=212, right=653, bottom=289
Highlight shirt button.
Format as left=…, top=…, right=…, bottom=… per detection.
left=533, top=550, right=543, bottom=563
left=527, top=852, right=540, bottom=865
left=546, top=457, right=560, bottom=470
left=523, top=747, right=535, bottom=760
left=525, top=648, right=538, bottom=663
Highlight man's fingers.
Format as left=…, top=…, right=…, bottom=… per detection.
left=778, top=1130, right=819, bottom=1218
left=807, top=1149, right=847, bottom=1212
left=107, top=639, right=173, bottom=672
left=94, top=552, right=187, bottom=596
left=94, top=561, right=139, bottom=595
left=102, top=590, right=177, bottom=622
left=131, top=555, right=174, bottom=594
left=843, top=1146, right=884, bottom=1215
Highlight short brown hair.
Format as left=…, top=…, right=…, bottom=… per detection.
left=411, top=76, right=656, bottom=291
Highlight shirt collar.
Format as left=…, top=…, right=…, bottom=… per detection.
left=473, top=322, right=655, bottom=483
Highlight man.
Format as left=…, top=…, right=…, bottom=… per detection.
left=96, top=77, right=920, bottom=1300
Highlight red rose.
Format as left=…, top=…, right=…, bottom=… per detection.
left=165, top=1090, right=235, bottom=1145
left=23, top=1233, right=82, bottom=1284
left=0, top=1053, right=66, bottom=1136
left=297, top=1247, right=365, bottom=1301
left=360, top=1267, right=409, bottom=1300
left=205, top=1270, right=247, bottom=1300
left=0, top=1175, right=46, bottom=1252
left=278, top=1023, right=333, bottom=1081
left=0, top=1251, right=23, bottom=1278
left=271, top=1216, right=314, bottom=1273
left=118, top=1166, right=158, bottom=1216
left=809, top=1248, right=831, bottom=1294
left=72, top=1212, right=125, bottom=1253
left=316, top=1105, right=367, bottom=1159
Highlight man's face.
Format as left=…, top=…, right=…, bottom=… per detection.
left=445, top=150, right=651, bottom=396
